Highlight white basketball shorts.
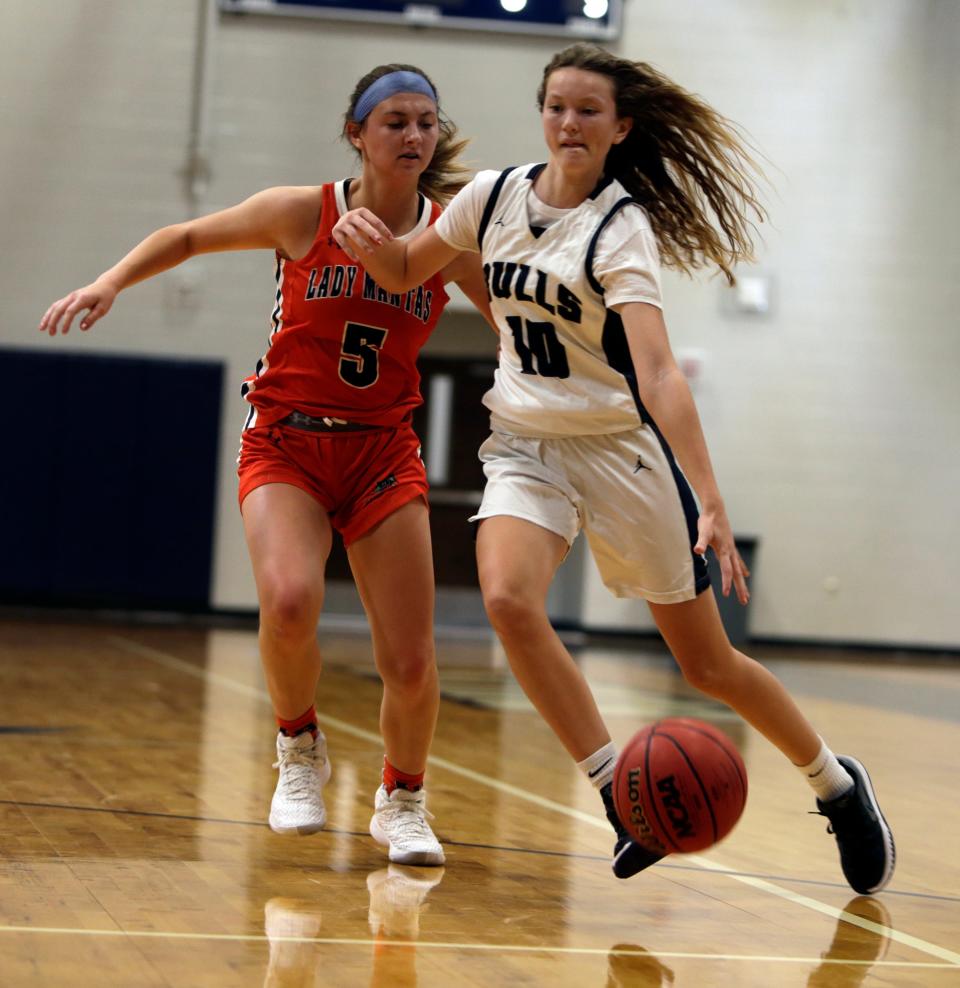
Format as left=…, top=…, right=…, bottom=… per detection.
left=470, top=428, right=711, bottom=603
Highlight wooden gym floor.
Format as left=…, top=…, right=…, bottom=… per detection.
left=0, top=617, right=958, bottom=987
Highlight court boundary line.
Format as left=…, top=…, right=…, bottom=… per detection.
left=0, top=923, right=957, bottom=968
left=108, top=635, right=960, bottom=967
left=5, top=797, right=958, bottom=904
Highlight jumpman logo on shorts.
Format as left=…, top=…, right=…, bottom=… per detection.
left=634, top=456, right=652, bottom=474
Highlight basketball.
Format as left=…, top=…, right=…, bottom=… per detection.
left=613, top=718, right=748, bottom=854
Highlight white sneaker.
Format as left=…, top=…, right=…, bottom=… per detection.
left=268, top=731, right=331, bottom=834
left=369, top=785, right=445, bottom=866
left=367, top=864, right=445, bottom=938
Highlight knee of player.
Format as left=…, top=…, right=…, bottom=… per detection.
left=258, top=579, right=322, bottom=640
left=482, top=585, right=543, bottom=634
left=380, top=647, right=437, bottom=693
left=677, top=653, right=731, bottom=697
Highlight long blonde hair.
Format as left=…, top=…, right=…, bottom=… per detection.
left=343, top=64, right=471, bottom=206
left=539, top=45, right=767, bottom=285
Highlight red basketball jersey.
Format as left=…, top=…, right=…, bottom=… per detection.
left=241, top=180, right=449, bottom=428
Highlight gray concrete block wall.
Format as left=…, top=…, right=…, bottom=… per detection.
left=2, top=0, right=957, bottom=646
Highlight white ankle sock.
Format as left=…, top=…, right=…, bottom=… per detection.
left=796, top=739, right=854, bottom=802
left=577, top=741, right=618, bottom=791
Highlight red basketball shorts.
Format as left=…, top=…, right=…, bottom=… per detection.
left=237, top=420, right=428, bottom=546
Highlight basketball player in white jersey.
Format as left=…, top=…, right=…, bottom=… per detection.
left=332, top=44, right=895, bottom=895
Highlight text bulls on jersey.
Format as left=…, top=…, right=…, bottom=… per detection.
left=304, top=265, right=434, bottom=324
left=484, top=261, right=582, bottom=324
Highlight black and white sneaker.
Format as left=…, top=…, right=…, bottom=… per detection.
left=816, top=756, right=895, bottom=894
left=600, top=783, right=665, bottom=880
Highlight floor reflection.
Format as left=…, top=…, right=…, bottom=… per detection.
left=367, top=865, right=445, bottom=986
left=263, top=895, right=325, bottom=988
left=261, top=865, right=445, bottom=988
left=606, top=943, right=675, bottom=987
left=367, top=864, right=445, bottom=940
left=807, top=896, right=891, bottom=988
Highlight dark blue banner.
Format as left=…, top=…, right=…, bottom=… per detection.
left=219, top=0, right=621, bottom=40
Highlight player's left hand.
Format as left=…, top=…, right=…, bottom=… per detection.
left=694, top=506, right=750, bottom=605
left=39, top=278, right=118, bottom=336
left=332, top=208, right=393, bottom=262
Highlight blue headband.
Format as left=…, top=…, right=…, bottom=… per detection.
left=352, top=71, right=437, bottom=123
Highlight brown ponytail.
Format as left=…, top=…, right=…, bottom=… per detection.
left=539, top=44, right=767, bottom=285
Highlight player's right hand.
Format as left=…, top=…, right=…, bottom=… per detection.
left=39, top=279, right=118, bottom=336
left=331, top=208, right=393, bottom=262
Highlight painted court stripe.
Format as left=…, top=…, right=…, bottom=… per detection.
left=110, top=636, right=603, bottom=828
left=0, top=924, right=956, bottom=968
left=108, top=635, right=960, bottom=967
left=685, top=861, right=960, bottom=965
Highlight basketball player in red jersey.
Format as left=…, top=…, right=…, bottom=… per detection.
left=39, top=64, right=491, bottom=866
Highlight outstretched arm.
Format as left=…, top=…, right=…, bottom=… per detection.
left=332, top=208, right=459, bottom=294
left=620, top=301, right=750, bottom=604
left=39, top=187, right=315, bottom=335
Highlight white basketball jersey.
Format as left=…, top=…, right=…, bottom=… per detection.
left=477, top=164, right=653, bottom=438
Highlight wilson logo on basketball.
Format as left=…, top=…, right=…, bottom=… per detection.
left=656, top=775, right=695, bottom=840
left=626, top=769, right=668, bottom=854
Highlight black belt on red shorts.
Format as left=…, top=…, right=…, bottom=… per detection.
left=280, top=410, right=379, bottom=433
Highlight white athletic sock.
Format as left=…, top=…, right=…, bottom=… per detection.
left=577, top=741, right=618, bottom=791
left=796, top=738, right=854, bottom=802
